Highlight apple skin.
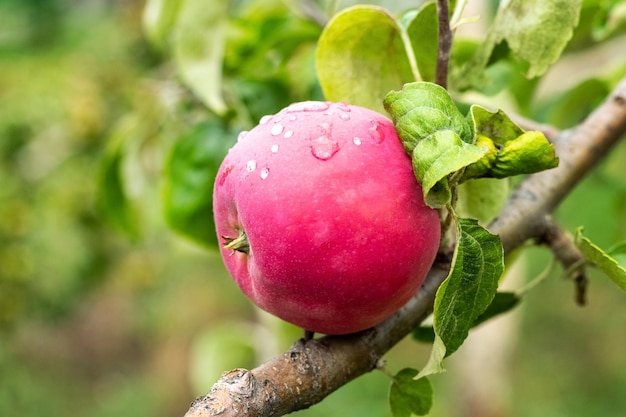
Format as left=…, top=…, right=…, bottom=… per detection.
left=213, top=101, right=440, bottom=335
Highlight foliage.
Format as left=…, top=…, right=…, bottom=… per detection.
left=576, top=227, right=626, bottom=292
left=162, top=121, right=237, bottom=249
left=389, top=368, right=434, bottom=416
left=418, top=219, right=504, bottom=378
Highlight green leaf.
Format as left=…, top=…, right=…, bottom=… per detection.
left=448, top=37, right=480, bottom=86
left=401, top=2, right=439, bottom=83
left=435, top=218, right=504, bottom=355
left=173, top=0, right=228, bottom=114
left=456, top=178, right=509, bottom=225
left=142, top=0, right=183, bottom=49
left=389, top=368, right=433, bottom=417
left=384, top=82, right=473, bottom=151
left=97, top=118, right=140, bottom=239
left=412, top=325, right=436, bottom=344
left=457, top=0, right=583, bottom=88
left=608, top=242, right=626, bottom=268
left=416, top=333, right=446, bottom=379
left=412, top=130, right=488, bottom=208
left=419, top=218, right=503, bottom=378
left=229, top=10, right=321, bottom=83
left=384, top=82, right=488, bottom=208
left=462, top=106, right=559, bottom=180
left=467, top=105, right=524, bottom=144
left=575, top=228, right=626, bottom=292
left=163, top=121, right=236, bottom=248
left=491, top=131, right=559, bottom=177
left=593, top=1, right=626, bottom=41
left=316, top=5, right=413, bottom=113
left=412, top=291, right=521, bottom=344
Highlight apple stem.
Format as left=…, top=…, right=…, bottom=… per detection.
left=222, top=229, right=250, bottom=254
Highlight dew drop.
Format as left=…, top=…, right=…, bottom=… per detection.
left=287, top=103, right=304, bottom=112
left=271, top=124, right=284, bottom=136
left=352, top=136, right=362, bottom=146
left=340, top=113, right=350, bottom=121
left=288, top=101, right=329, bottom=112
left=310, top=135, right=339, bottom=160
left=367, top=119, right=385, bottom=144
left=259, top=115, right=272, bottom=124
left=260, top=168, right=270, bottom=179
left=284, top=130, right=294, bottom=138
left=336, top=102, right=351, bottom=112
left=288, top=114, right=297, bottom=121
left=246, top=160, right=257, bottom=172
left=237, top=131, right=248, bottom=141
left=271, top=144, right=279, bottom=153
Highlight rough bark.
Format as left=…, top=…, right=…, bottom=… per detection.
left=184, top=77, right=626, bottom=417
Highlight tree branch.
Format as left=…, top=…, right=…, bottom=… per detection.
left=184, top=77, right=626, bottom=417
left=539, top=215, right=588, bottom=305
left=185, top=262, right=450, bottom=417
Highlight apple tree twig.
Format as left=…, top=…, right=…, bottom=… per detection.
left=436, top=0, right=452, bottom=88
left=539, top=215, right=587, bottom=305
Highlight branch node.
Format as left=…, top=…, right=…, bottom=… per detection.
left=540, top=216, right=588, bottom=306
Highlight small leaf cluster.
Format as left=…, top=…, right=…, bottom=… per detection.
left=384, top=82, right=558, bottom=208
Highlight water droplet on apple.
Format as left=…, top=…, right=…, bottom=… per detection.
left=246, top=160, right=257, bottom=172
left=237, top=131, right=248, bottom=141
left=340, top=113, right=350, bottom=121
left=336, top=102, right=351, bottom=112
left=368, top=119, right=385, bottom=144
left=259, top=115, right=272, bottom=124
left=260, top=168, right=269, bottom=179
left=305, top=102, right=330, bottom=112
left=287, top=103, right=304, bottom=112
left=353, top=136, right=362, bottom=146
left=271, top=124, right=284, bottom=136
left=288, top=114, right=297, bottom=121
left=284, top=130, right=294, bottom=138
left=271, top=144, right=279, bottom=153
left=288, top=101, right=329, bottom=113
left=310, top=135, right=339, bottom=160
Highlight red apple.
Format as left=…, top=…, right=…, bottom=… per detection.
left=213, top=101, right=440, bottom=335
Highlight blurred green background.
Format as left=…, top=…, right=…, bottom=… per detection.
left=1, top=1, right=625, bottom=416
